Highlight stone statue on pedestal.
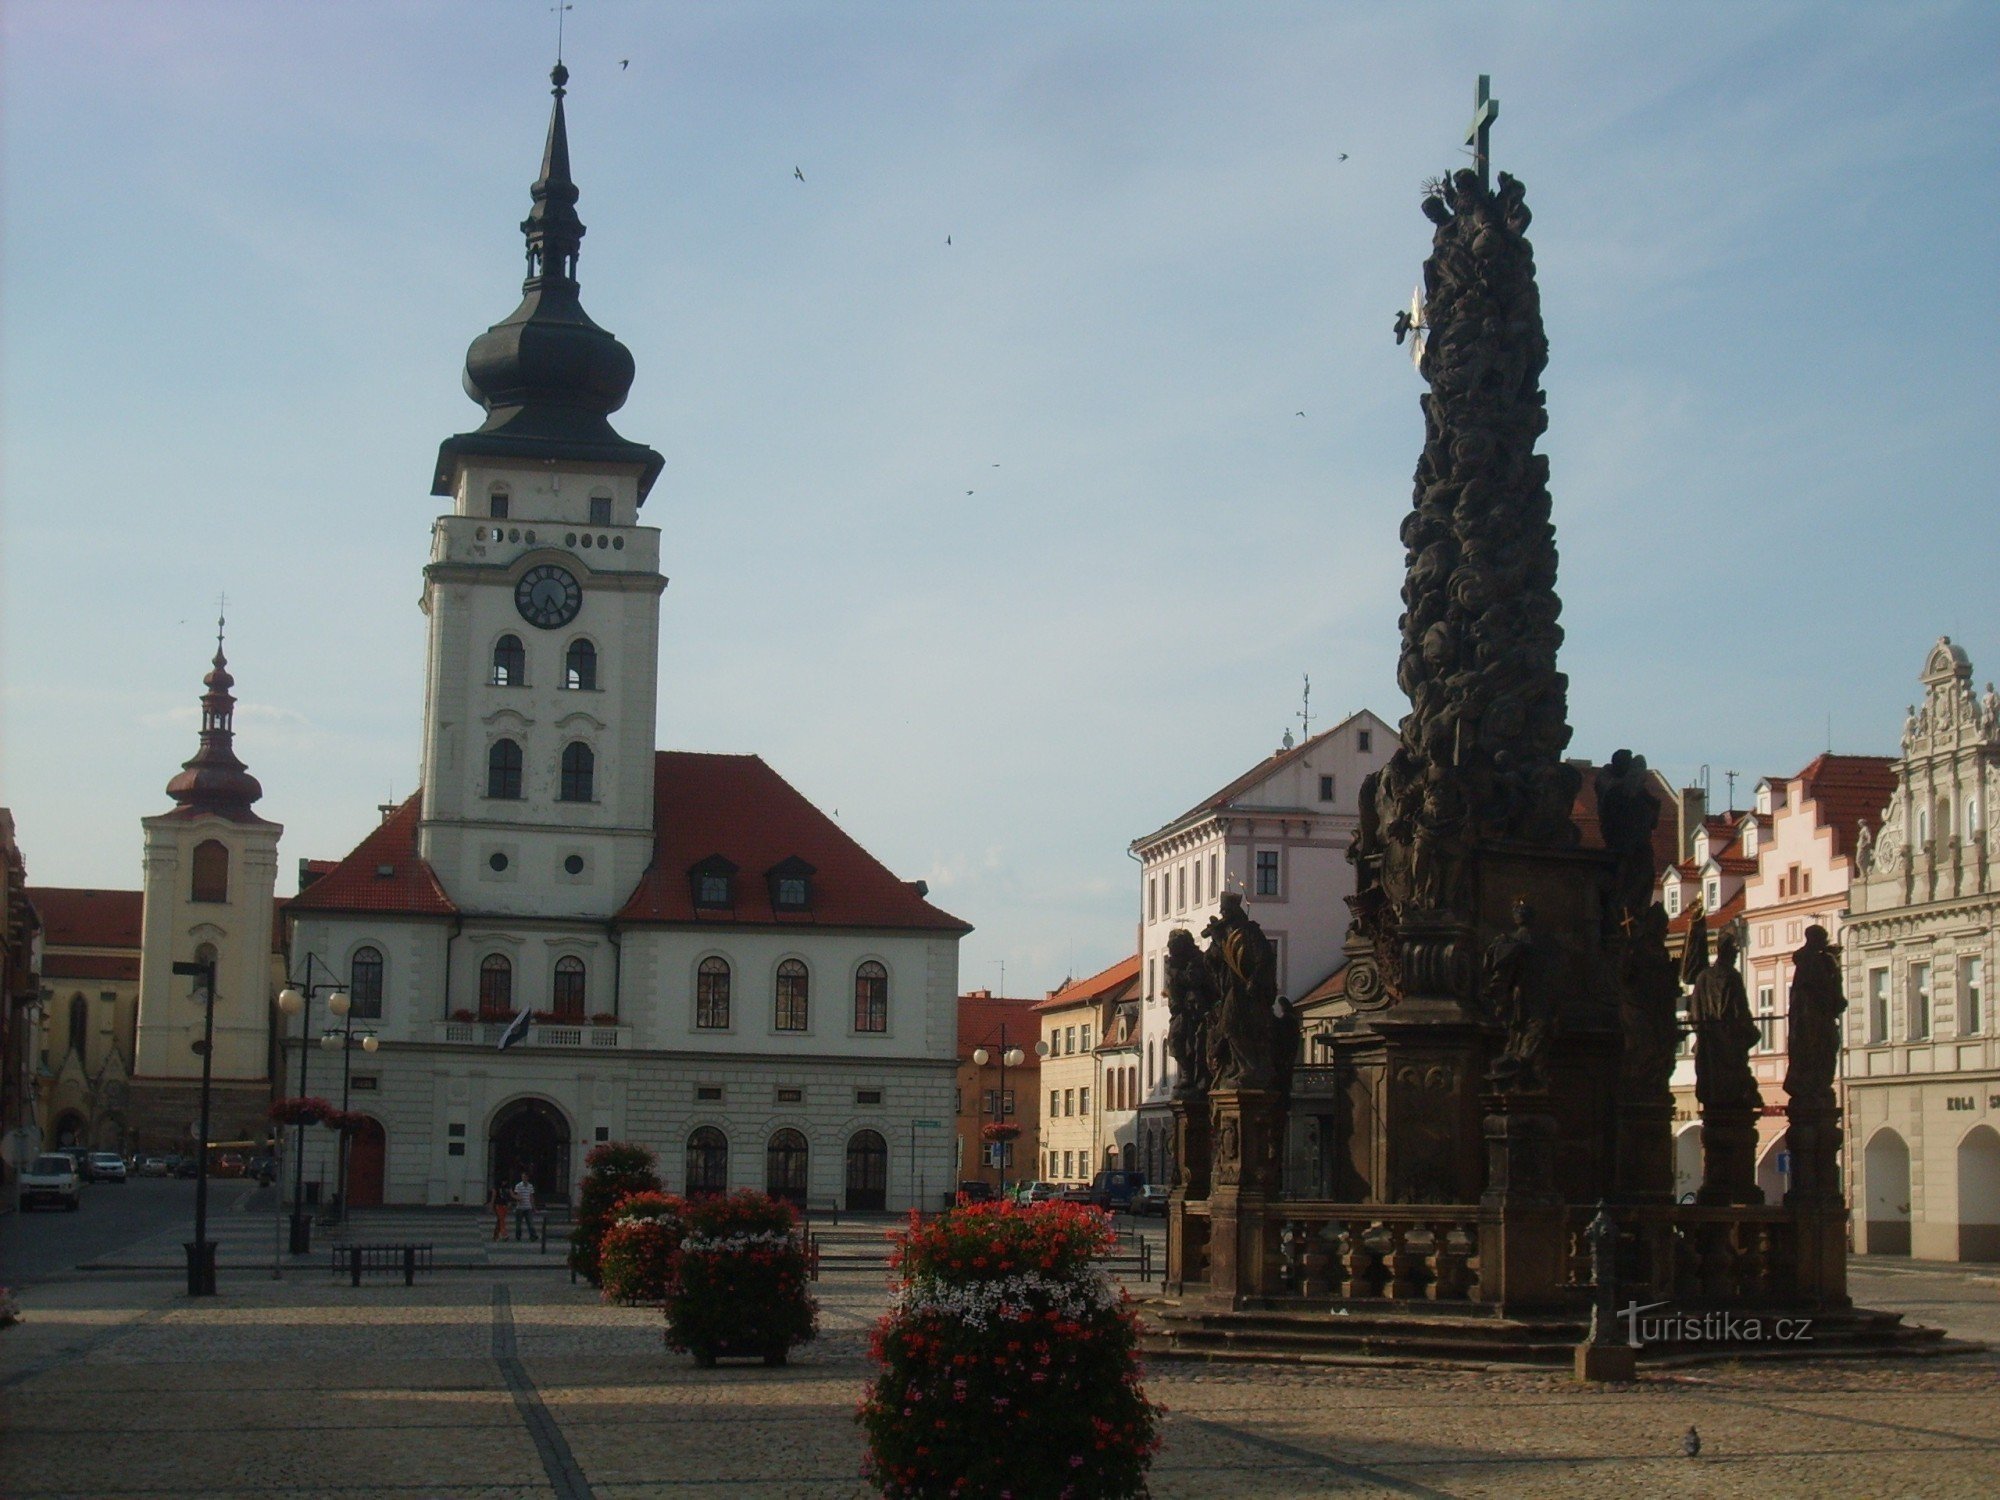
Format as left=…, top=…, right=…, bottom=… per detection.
left=1201, top=894, right=1294, bottom=1097
left=1163, top=927, right=1217, bottom=1100
left=1682, top=911, right=1760, bottom=1111
left=1483, top=898, right=1556, bottom=1092
left=1784, top=925, right=1845, bottom=1109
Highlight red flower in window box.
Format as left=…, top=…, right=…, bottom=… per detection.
left=980, top=1122, right=1021, bottom=1144
left=450, top=1008, right=477, bottom=1023
left=321, top=1109, right=369, bottom=1135
left=268, top=1096, right=334, bottom=1126
left=590, top=1012, right=619, bottom=1027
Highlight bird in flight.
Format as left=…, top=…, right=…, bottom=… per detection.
left=946, top=235, right=952, bottom=246
left=965, top=490, right=974, bottom=496
left=1337, top=152, right=1349, bottom=161
left=1295, top=411, right=1306, bottom=417
left=794, top=166, right=805, bottom=182
left=620, top=59, right=629, bottom=70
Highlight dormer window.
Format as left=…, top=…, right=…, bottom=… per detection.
left=589, top=495, right=613, bottom=526
left=1705, top=878, right=1720, bottom=908
left=689, top=854, right=738, bottom=911
left=1666, top=886, right=1681, bottom=917
left=489, top=488, right=510, bottom=520
left=767, top=856, right=816, bottom=912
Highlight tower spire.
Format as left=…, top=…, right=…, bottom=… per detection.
left=163, top=622, right=265, bottom=822
left=522, top=64, right=584, bottom=290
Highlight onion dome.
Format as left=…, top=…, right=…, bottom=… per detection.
left=164, top=624, right=266, bottom=822
left=433, top=64, right=664, bottom=500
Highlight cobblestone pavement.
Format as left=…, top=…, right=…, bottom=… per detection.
left=2, top=1265, right=1997, bottom=1498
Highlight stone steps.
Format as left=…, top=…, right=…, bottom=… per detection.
left=1140, top=1299, right=1966, bottom=1369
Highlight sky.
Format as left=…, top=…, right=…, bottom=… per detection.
left=3, top=1, right=1996, bottom=999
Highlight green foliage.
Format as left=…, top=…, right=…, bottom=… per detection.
left=568, top=1140, right=663, bottom=1286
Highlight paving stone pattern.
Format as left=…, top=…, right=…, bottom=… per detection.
left=2, top=1263, right=1998, bottom=1497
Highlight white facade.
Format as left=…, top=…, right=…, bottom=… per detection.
left=1843, top=637, right=2000, bottom=1261
left=1129, top=712, right=1394, bottom=1182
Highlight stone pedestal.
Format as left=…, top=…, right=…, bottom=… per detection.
left=1614, top=1098, right=1676, bottom=1204
left=1204, top=1089, right=1284, bottom=1308
left=1695, top=1102, right=1762, bottom=1206
left=1574, top=1339, right=1637, bottom=1382
left=1475, top=1092, right=1567, bottom=1310
left=1165, top=1096, right=1213, bottom=1293
left=1782, top=1104, right=1842, bottom=1207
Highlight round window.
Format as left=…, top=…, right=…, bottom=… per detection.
left=564, top=855, right=585, bottom=875
left=488, top=852, right=509, bottom=872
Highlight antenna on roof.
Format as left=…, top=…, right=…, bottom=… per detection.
left=1724, top=769, right=1740, bottom=812
left=1298, top=673, right=1312, bottom=742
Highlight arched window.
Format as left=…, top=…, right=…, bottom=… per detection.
left=492, top=634, right=526, bottom=687
left=1146, top=1041, right=1155, bottom=1090
left=854, top=960, right=888, bottom=1033
left=559, top=742, right=594, bottom=803
left=478, top=954, right=513, bottom=1020
left=686, top=1127, right=728, bottom=1196
left=67, top=994, right=87, bottom=1056
left=766, top=1128, right=808, bottom=1205
left=775, top=959, right=809, bottom=1032
left=487, top=739, right=523, bottom=800
left=696, top=956, right=731, bottom=1029
left=350, top=947, right=384, bottom=1019
left=552, top=956, right=586, bottom=1020
left=190, top=839, right=229, bottom=903
left=564, top=639, right=597, bottom=691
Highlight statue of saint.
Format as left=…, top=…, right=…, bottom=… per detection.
left=1853, top=820, right=1874, bottom=875
left=1617, top=902, right=1682, bottom=1099
left=1201, top=894, right=1289, bottom=1094
left=1162, top=927, right=1217, bottom=1100
left=1484, top=898, right=1555, bottom=1091
left=1681, top=908, right=1760, bottom=1111
left=1784, top=925, right=1845, bottom=1109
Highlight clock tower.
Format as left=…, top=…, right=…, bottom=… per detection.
left=417, top=64, right=667, bottom=919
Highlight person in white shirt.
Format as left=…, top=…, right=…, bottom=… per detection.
left=512, top=1173, right=536, bottom=1240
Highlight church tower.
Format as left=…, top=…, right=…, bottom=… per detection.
left=417, top=64, right=666, bottom=918
left=129, top=626, right=283, bottom=1146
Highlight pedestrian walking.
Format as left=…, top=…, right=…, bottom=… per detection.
left=512, top=1172, right=537, bottom=1241
left=489, top=1177, right=510, bottom=1241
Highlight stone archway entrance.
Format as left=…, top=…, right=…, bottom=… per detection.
left=52, top=1111, right=87, bottom=1149
left=845, top=1129, right=887, bottom=1212
left=490, top=1098, right=571, bottom=1206
left=1956, top=1125, right=2000, bottom=1262
left=1864, top=1128, right=1912, bottom=1256
left=1673, top=1126, right=1702, bottom=1201
left=347, top=1117, right=386, bottom=1208
left=1755, top=1138, right=1788, bottom=1205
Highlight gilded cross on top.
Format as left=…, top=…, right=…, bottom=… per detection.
left=1466, top=75, right=1498, bottom=190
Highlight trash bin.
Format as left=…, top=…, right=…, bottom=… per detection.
left=184, top=1239, right=218, bottom=1296
left=288, top=1210, right=313, bottom=1256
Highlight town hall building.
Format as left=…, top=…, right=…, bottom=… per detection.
left=284, top=66, right=968, bottom=1212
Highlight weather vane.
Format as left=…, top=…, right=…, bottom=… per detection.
left=552, top=1, right=573, bottom=64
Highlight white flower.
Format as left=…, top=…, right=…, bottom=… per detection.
left=680, top=1229, right=796, bottom=1255
left=895, top=1268, right=1121, bottom=1331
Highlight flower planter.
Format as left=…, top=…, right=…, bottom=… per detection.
left=859, top=1201, right=1161, bottom=1498
left=664, top=1191, right=817, bottom=1368
left=570, top=1142, right=663, bottom=1287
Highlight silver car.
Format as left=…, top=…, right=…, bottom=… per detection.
left=19, top=1153, right=82, bottom=1211
left=88, top=1151, right=128, bottom=1183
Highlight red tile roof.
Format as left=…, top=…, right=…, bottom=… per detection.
left=1037, top=954, right=1141, bottom=1011
left=1668, top=888, right=1746, bottom=937
left=617, top=753, right=969, bottom=932
left=28, top=888, right=143, bottom=949
left=1791, top=753, right=1897, bottom=861
left=957, top=992, right=1043, bottom=1064
left=1566, top=764, right=1683, bottom=876
left=284, top=796, right=458, bottom=917
left=1296, top=960, right=1350, bottom=1007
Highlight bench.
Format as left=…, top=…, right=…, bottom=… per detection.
left=330, top=1243, right=433, bottom=1287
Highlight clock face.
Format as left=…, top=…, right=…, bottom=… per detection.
left=514, top=564, right=582, bottom=630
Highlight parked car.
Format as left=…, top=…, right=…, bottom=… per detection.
left=210, top=1153, right=248, bottom=1178
left=1087, top=1169, right=1148, bottom=1212
left=87, top=1152, right=128, bottom=1183
left=1057, top=1183, right=1095, bottom=1204
left=136, top=1155, right=169, bottom=1177
left=954, top=1179, right=997, bottom=1204
left=59, top=1147, right=93, bottom=1180
left=171, top=1155, right=199, bottom=1179
left=1013, top=1180, right=1060, bottom=1205
left=18, top=1153, right=83, bottom=1211
left=1133, top=1183, right=1171, bottom=1216
left=247, top=1155, right=279, bottom=1184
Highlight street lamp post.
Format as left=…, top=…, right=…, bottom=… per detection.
left=170, top=957, right=218, bottom=1296
left=319, top=995, right=377, bottom=1225
left=971, top=1027, right=1026, bottom=1199
left=275, top=957, right=346, bottom=1255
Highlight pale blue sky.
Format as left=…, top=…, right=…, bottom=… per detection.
left=4, top=2, right=1995, bottom=996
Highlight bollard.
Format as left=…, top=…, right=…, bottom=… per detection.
left=403, top=1245, right=416, bottom=1286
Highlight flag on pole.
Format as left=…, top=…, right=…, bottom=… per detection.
left=497, top=1009, right=532, bottom=1051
